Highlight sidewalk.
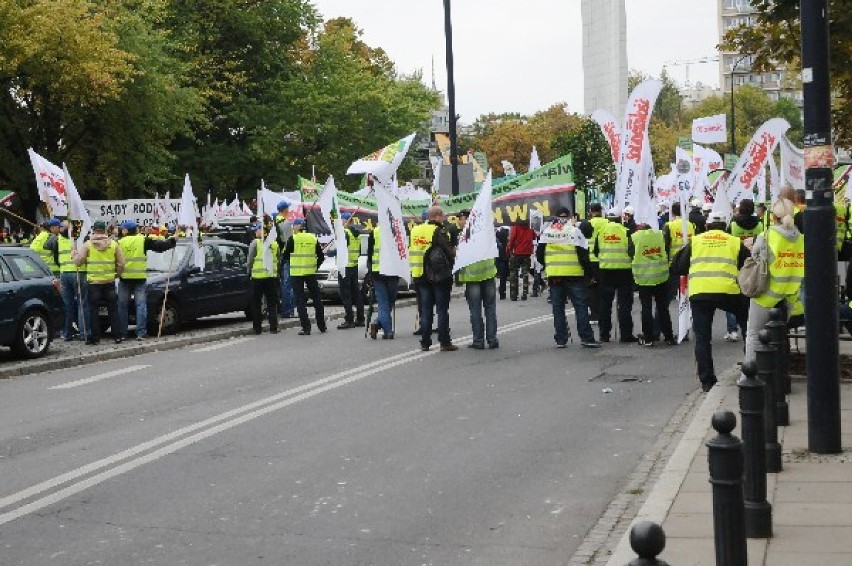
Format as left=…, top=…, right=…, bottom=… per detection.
left=607, top=348, right=852, bottom=565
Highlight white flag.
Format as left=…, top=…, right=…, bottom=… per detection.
left=692, top=144, right=714, bottom=202
left=538, top=217, right=588, bottom=248
left=501, top=160, right=517, bottom=177
left=258, top=181, right=277, bottom=275
left=62, top=164, right=91, bottom=249
left=27, top=148, right=68, bottom=216
left=677, top=278, right=692, bottom=344
left=316, top=177, right=348, bottom=273
left=528, top=146, right=541, bottom=172
left=710, top=177, right=734, bottom=223
left=615, top=80, right=663, bottom=211
left=780, top=135, right=805, bottom=192
left=178, top=174, right=203, bottom=270
left=374, top=182, right=411, bottom=283
left=768, top=157, right=780, bottom=204
left=724, top=118, right=790, bottom=206
left=691, top=114, right=727, bottom=144
left=591, top=109, right=621, bottom=165
left=346, top=133, right=416, bottom=186
left=453, top=171, right=498, bottom=273
left=675, top=147, right=694, bottom=244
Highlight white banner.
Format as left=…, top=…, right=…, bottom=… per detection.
left=691, top=114, right=727, bottom=144
left=691, top=144, right=714, bottom=202
left=591, top=109, right=621, bottom=165
left=453, top=171, right=498, bottom=273
left=615, top=80, right=662, bottom=212
left=675, top=147, right=694, bottom=244
left=724, top=118, right=790, bottom=206
left=63, top=164, right=92, bottom=249
left=27, top=148, right=67, bottom=216
left=346, top=133, right=416, bottom=186
left=538, top=217, right=588, bottom=248
left=780, top=135, right=805, bottom=192
left=374, top=183, right=411, bottom=283
left=316, top=177, right=349, bottom=273
left=178, top=174, right=204, bottom=270
left=528, top=146, right=541, bottom=173
left=677, top=276, right=692, bottom=344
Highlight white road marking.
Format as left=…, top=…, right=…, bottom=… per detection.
left=191, top=336, right=255, bottom=352
left=0, top=314, right=553, bottom=525
left=48, top=365, right=151, bottom=390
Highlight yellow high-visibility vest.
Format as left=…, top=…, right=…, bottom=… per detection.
left=119, top=234, right=147, bottom=280
left=688, top=230, right=741, bottom=297
left=87, top=241, right=118, bottom=284
left=289, top=232, right=318, bottom=276
left=409, top=223, right=438, bottom=278
left=754, top=229, right=805, bottom=309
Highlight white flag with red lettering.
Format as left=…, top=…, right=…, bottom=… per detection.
left=780, top=135, right=805, bottom=192
left=691, top=114, right=727, bottom=144
left=375, top=182, right=411, bottom=283
left=453, top=171, right=498, bottom=272
left=591, top=109, right=621, bottom=166
left=724, top=118, right=790, bottom=206
left=615, top=80, right=662, bottom=212
left=27, top=148, right=67, bottom=216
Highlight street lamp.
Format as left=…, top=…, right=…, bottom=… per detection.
left=442, top=0, right=460, bottom=196
left=729, top=54, right=751, bottom=156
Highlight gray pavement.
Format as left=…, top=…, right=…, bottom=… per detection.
left=0, top=294, right=743, bottom=565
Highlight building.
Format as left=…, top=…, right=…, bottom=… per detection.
left=717, top=0, right=802, bottom=106
left=680, top=82, right=722, bottom=110
left=581, top=0, right=628, bottom=118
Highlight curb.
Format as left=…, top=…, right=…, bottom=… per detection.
left=604, top=365, right=741, bottom=565
left=1, top=294, right=427, bottom=380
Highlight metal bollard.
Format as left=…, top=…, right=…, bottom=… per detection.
left=739, top=361, right=773, bottom=538
left=756, top=329, right=782, bottom=472
left=625, top=521, right=670, bottom=566
left=707, top=410, right=747, bottom=566
left=772, top=306, right=792, bottom=395
left=766, top=309, right=790, bottom=426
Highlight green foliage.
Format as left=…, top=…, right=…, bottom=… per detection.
left=551, top=119, right=616, bottom=195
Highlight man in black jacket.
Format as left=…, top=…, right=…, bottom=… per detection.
left=412, top=206, right=457, bottom=351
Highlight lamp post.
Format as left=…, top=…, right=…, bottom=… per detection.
left=729, top=54, right=751, bottom=156
left=442, top=0, right=460, bottom=196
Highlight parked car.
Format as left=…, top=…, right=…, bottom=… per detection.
left=0, top=245, right=63, bottom=358
left=315, top=233, right=411, bottom=300
left=116, top=238, right=258, bottom=334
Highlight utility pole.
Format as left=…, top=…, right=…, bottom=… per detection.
left=801, top=0, right=841, bottom=453
left=442, top=0, right=460, bottom=196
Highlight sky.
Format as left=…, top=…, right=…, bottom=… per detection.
left=310, top=0, right=721, bottom=122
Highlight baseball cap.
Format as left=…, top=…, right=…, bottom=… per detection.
left=92, top=221, right=107, bottom=231
left=47, top=218, right=61, bottom=227
left=606, top=206, right=622, bottom=217
left=277, top=200, right=290, bottom=211
left=121, top=220, right=137, bottom=230
left=623, top=206, right=634, bottom=215
left=707, top=212, right=727, bottom=224
left=292, top=218, right=304, bottom=226
left=702, top=202, right=713, bottom=212
left=341, top=212, right=352, bottom=220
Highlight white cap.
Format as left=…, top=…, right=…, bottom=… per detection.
left=702, top=202, right=713, bottom=212
left=623, top=205, right=634, bottom=215
left=689, top=197, right=700, bottom=207
left=707, top=212, right=728, bottom=224
left=606, top=206, right=622, bottom=217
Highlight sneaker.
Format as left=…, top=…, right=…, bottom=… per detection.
left=556, top=343, right=567, bottom=349
left=701, top=377, right=718, bottom=392
left=600, top=335, right=610, bottom=343
left=270, top=328, right=280, bottom=334
left=114, top=337, right=124, bottom=344
left=136, top=335, right=147, bottom=341
left=337, top=321, right=355, bottom=330
left=467, top=343, right=484, bottom=350
left=728, top=331, right=739, bottom=342
left=440, top=344, right=459, bottom=352
left=581, top=340, right=602, bottom=349
left=488, top=342, right=500, bottom=349
left=664, top=337, right=678, bottom=346
left=638, top=336, right=654, bottom=347
left=298, top=329, right=311, bottom=336
left=620, top=335, right=638, bottom=344
left=723, top=332, right=733, bottom=342
left=369, top=323, right=379, bottom=339
left=421, top=345, right=430, bottom=352
left=381, top=333, right=394, bottom=340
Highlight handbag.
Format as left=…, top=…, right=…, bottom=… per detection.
left=738, top=255, right=769, bottom=298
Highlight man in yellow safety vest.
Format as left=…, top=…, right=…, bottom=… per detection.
left=247, top=223, right=280, bottom=334
left=73, top=221, right=125, bottom=345
left=281, top=218, right=325, bottom=335
left=336, top=212, right=365, bottom=329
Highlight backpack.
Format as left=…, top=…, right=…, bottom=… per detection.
left=737, top=255, right=769, bottom=298
left=424, top=244, right=452, bottom=283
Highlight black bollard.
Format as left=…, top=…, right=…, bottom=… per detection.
left=739, top=361, right=773, bottom=538
left=766, top=310, right=790, bottom=426
left=772, top=306, right=793, bottom=395
left=707, top=410, right=747, bottom=566
left=625, top=521, right=670, bottom=566
left=756, top=329, right=783, bottom=473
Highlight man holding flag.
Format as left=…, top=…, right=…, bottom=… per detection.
left=247, top=223, right=280, bottom=334
left=336, top=212, right=365, bottom=329
left=281, top=218, right=326, bottom=335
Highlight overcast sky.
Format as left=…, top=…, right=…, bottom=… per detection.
left=310, top=0, right=721, bottom=122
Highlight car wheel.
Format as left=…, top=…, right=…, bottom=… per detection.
left=151, top=300, right=181, bottom=335
left=13, top=309, right=52, bottom=358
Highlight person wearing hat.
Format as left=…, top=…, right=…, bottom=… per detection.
left=30, top=218, right=61, bottom=275
left=688, top=197, right=707, bottom=234
left=629, top=221, right=675, bottom=347
left=671, top=211, right=751, bottom=392
left=701, top=202, right=713, bottom=219
left=621, top=206, right=637, bottom=235
left=593, top=206, right=636, bottom=343
left=281, top=218, right=326, bottom=335
left=743, top=198, right=804, bottom=364
left=537, top=207, right=601, bottom=348
left=73, top=220, right=125, bottom=344
left=45, top=220, right=91, bottom=341
left=274, top=201, right=296, bottom=319
left=337, top=212, right=365, bottom=329
left=247, top=223, right=280, bottom=334
left=116, top=220, right=177, bottom=340
left=578, top=202, right=607, bottom=322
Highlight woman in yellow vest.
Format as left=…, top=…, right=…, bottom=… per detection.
left=281, top=218, right=326, bottom=335
left=73, top=221, right=125, bottom=345
left=743, top=198, right=804, bottom=364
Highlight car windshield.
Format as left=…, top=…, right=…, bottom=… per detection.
left=147, top=245, right=190, bottom=272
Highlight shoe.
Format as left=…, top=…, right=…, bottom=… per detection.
left=298, top=329, right=311, bottom=336
left=381, top=333, right=395, bottom=340
left=319, top=327, right=327, bottom=333
left=85, top=339, right=99, bottom=346
left=620, top=335, right=638, bottom=343
left=728, top=331, right=740, bottom=342
left=723, top=332, right=732, bottom=341
left=421, top=345, right=430, bottom=352
left=253, top=329, right=262, bottom=335
left=468, top=343, right=485, bottom=350
left=600, top=335, right=610, bottom=343
left=136, top=335, right=147, bottom=341
left=337, top=321, right=355, bottom=330
left=510, top=297, right=518, bottom=301
left=638, top=336, right=654, bottom=347
left=440, top=344, right=459, bottom=352
left=63, top=335, right=76, bottom=342
left=114, top=337, right=124, bottom=344
left=590, top=320, right=599, bottom=325
left=521, top=295, right=528, bottom=301
left=499, top=294, right=506, bottom=300
left=354, top=320, right=365, bottom=327
left=413, top=328, right=422, bottom=335
left=581, top=340, right=602, bottom=349
left=664, top=337, right=678, bottom=346
left=488, top=342, right=499, bottom=349
left=556, top=343, right=567, bottom=349
left=281, top=312, right=296, bottom=319
left=531, top=293, right=539, bottom=298
left=701, top=377, right=718, bottom=392
left=369, top=323, right=379, bottom=339
left=270, top=328, right=280, bottom=334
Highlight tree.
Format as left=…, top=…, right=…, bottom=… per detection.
left=721, top=0, right=852, bottom=147
left=551, top=119, right=616, bottom=195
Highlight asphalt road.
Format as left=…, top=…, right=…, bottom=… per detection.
left=0, top=296, right=742, bottom=565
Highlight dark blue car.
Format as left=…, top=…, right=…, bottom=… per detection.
left=0, top=246, right=63, bottom=358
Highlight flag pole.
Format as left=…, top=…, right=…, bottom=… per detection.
left=0, top=207, right=38, bottom=229
left=157, top=232, right=179, bottom=339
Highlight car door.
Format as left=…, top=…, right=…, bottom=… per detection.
left=0, top=256, right=20, bottom=344
left=216, top=243, right=249, bottom=312
left=181, top=244, right=223, bottom=318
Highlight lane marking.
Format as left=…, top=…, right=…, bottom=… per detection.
left=1, top=314, right=553, bottom=525
left=48, top=365, right=151, bottom=390
left=191, top=337, right=255, bottom=353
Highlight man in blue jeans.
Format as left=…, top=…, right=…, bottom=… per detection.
left=459, top=256, right=499, bottom=350
left=537, top=207, right=601, bottom=348
left=366, top=224, right=399, bottom=339
left=411, top=206, right=457, bottom=351
left=274, top=201, right=295, bottom=318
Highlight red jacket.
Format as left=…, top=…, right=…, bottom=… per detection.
left=507, top=224, right=535, bottom=256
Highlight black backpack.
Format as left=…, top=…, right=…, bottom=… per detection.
left=424, top=245, right=452, bottom=283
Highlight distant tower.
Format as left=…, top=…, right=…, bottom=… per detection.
left=581, top=0, right=628, bottom=118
